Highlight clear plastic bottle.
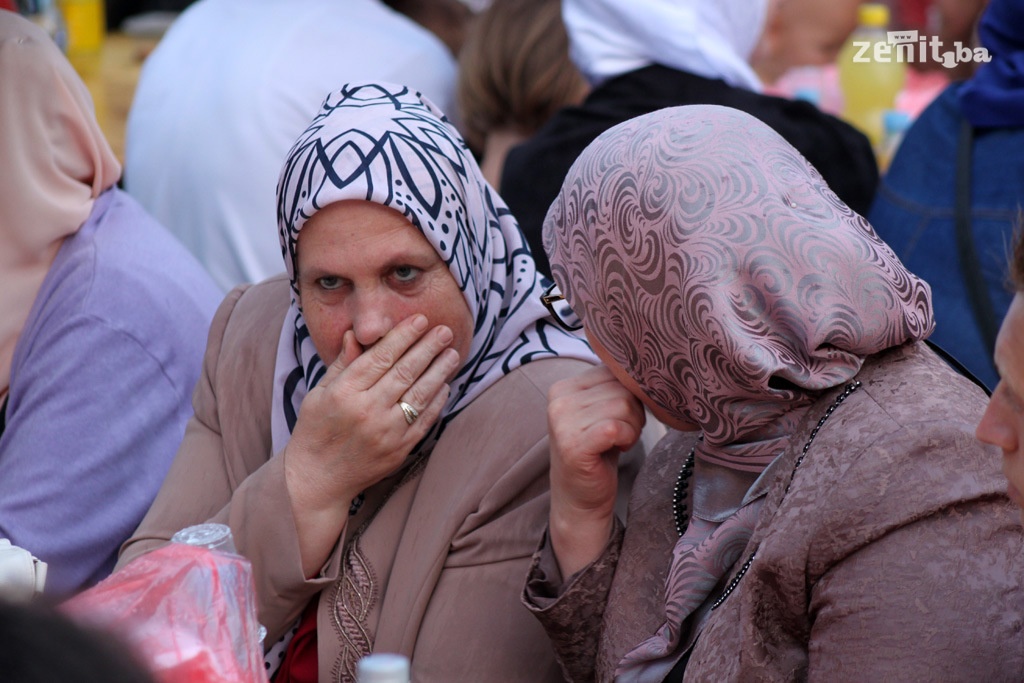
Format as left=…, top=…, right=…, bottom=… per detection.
left=879, top=109, right=913, bottom=172
left=171, top=522, right=238, bottom=554
left=837, top=3, right=907, bottom=154
left=171, top=523, right=268, bottom=647
left=357, top=653, right=411, bottom=683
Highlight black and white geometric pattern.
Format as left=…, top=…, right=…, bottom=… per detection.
left=271, top=81, right=596, bottom=463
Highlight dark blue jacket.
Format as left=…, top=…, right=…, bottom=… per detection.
left=869, top=84, right=1024, bottom=389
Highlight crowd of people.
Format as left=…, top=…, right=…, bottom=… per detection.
left=3, top=0, right=1024, bottom=681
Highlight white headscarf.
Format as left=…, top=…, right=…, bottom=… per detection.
left=562, top=0, right=768, bottom=91
left=270, top=82, right=596, bottom=455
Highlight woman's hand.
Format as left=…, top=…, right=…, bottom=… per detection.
left=547, top=365, right=645, bottom=578
left=284, top=313, right=461, bottom=576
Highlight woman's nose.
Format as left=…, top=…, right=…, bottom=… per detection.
left=976, top=390, right=1018, bottom=455
left=349, top=289, right=395, bottom=349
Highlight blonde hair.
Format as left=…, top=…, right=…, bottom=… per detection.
left=457, top=0, right=588, bottom=154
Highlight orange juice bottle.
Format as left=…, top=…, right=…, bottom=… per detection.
left=837, top=3, right=906, bottom=154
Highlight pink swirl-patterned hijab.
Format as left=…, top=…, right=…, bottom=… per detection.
left=545, top=104, right=934, bottom=472
left=546, top=105, right=934, bottom=678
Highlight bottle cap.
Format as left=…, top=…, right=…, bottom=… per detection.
left=171, top=523, right=237, bottom=554
left=883, top=109, right=913, bottom=134
left=0, top=539, right=47, bottom=602
left=793, top=87, right=821, bottom=107
left=858, top=3, right=890, bottom=28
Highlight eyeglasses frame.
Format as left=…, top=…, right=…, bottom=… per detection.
left=541, top=282, right=584, bottom=331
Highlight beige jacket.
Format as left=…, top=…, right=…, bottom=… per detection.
left=119, top=276, right=590, bottom=682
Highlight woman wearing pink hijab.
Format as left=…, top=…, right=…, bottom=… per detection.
left=524, top=105, right=1024, bottom=681
left=0, top=11, right=220, bottom=596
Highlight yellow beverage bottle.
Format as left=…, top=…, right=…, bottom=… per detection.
left=837, top=3, right=906, bottom=154
left=57, top=0, right=105, bottom=56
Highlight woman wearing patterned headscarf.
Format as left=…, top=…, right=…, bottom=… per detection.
left=523, top=105, right=1024, bottom=682
left=0, top=12, right=220, bottom=597
left=118, top=82, right=597, bottom=682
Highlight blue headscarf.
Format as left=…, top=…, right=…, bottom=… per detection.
left=958, top=0, right=1024, bottom=128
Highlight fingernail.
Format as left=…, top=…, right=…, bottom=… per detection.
left=341, top=330, right=354, bottom=353
left=412, top=314, right=428, bottom=332
left=436, top=326, right=453, bottom=344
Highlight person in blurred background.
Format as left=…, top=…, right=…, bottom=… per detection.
left=499, top=0, right=877, bottom=277
left=383, top=0, right=472, bottom=56
left=123, top=0, right=461, bottom=292
left=894, top=0, right=989, bottom=79
left=868, top=0, right=1024, bottom=389
left=105, top=0, right=471, bottom=50
left=457, top=0, right=589, bottom=188
left=977, top=221, right=1024, bottom=522
left=524, top=104, right=1023, bottom=681
left=0, top=11, right=220, bottom=596
left=105, top=0, right=194, bottom=31
left=118, top=82, right=600, bottom=682
left=749, top=0, right=862, bottom=84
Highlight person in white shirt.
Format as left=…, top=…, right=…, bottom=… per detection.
left=124, top=0, right=459, bottom=291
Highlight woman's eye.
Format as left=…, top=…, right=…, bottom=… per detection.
left=318, top=276, right=342, bottom=291
left=393, top=266, right=420, bottom=283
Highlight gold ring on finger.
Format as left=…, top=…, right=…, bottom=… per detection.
left=398, top=400, right=419, bottom=426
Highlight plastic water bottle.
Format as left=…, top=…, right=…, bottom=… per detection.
left=357, top=653, right=410, bottom=683
left=171, top=523, right=268, bottom=647
left=171, top=523, right=238, bottom=554
left=837, top=3, right=907, bottom=154
left=879, top=109, right=913, bottom=171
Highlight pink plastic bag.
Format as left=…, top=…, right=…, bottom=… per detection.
left=63, top=543, right=268, bottom=683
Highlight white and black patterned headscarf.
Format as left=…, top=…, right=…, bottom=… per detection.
left=270, top=82, right=596, bottom=456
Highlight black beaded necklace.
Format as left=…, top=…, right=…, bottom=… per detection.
left=672, top=444, right=697, bottom=536
left=671, top=381, right=862, bottom=609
